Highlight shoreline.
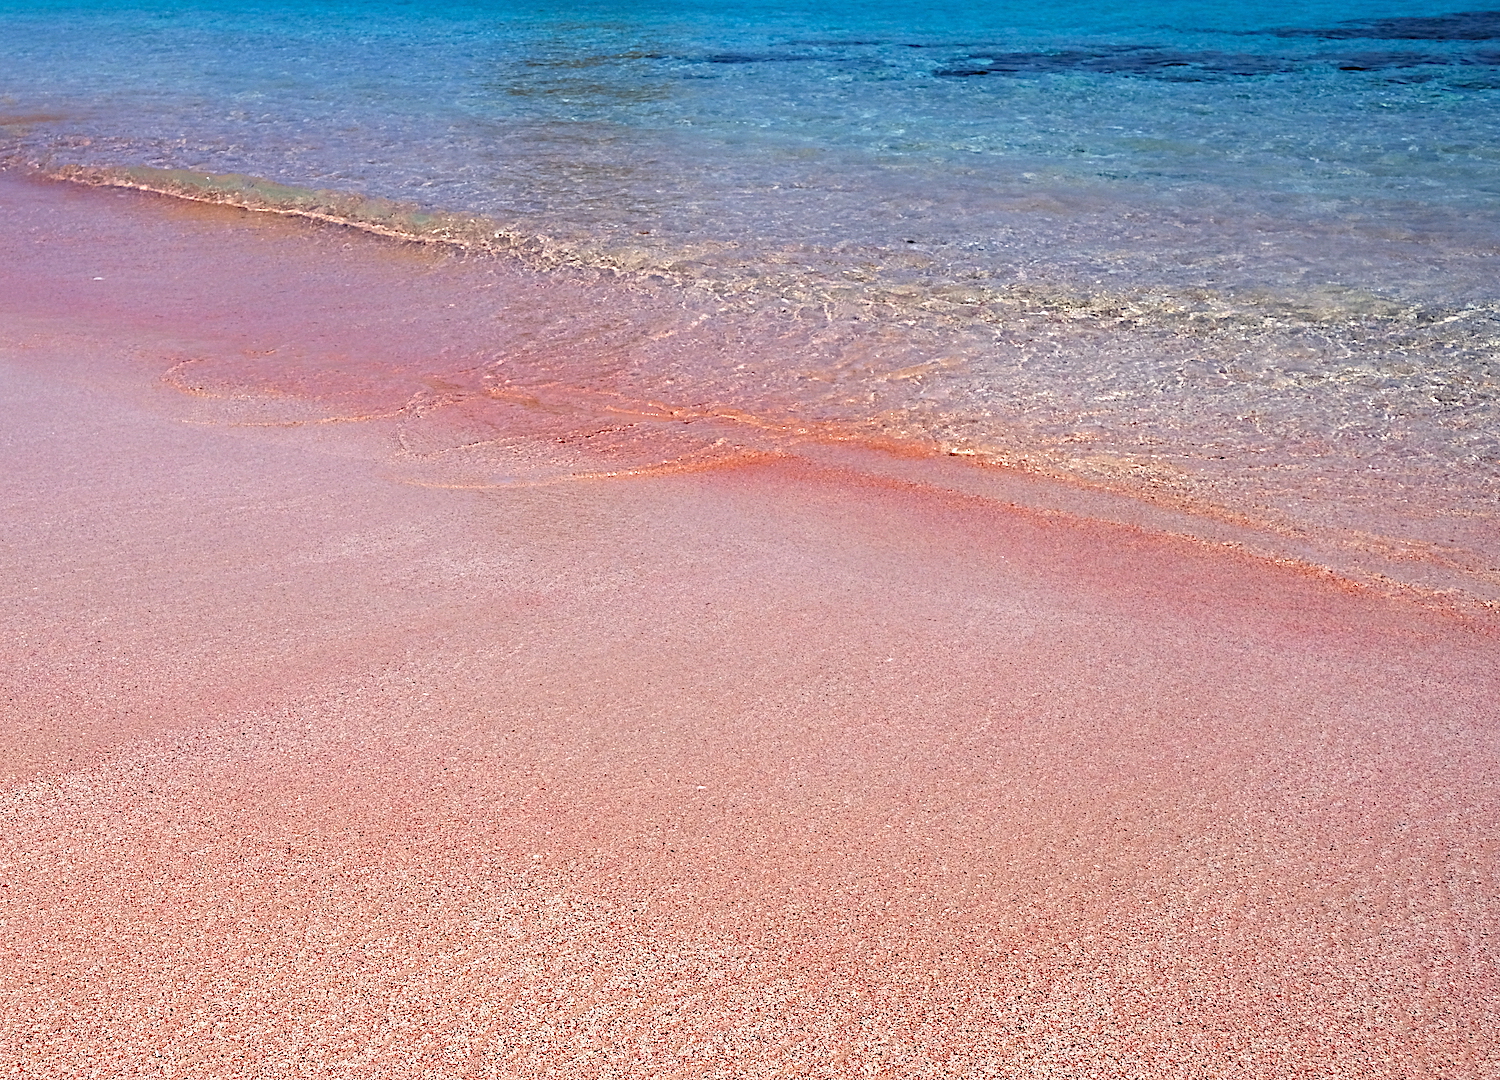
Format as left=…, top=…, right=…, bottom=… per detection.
left=3, top=168, right=1497, bottom=613
left=4, top=171, right=1499, bottom=1075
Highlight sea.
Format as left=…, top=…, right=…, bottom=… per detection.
left=3, top=0, right=1498, bottom=602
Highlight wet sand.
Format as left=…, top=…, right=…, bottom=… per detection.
left=3, top=174, right=1499, bottom=1077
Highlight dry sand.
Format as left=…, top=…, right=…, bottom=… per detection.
left=2, top=174, right=1498, bottom=1077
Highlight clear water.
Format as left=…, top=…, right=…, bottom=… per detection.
left=3, top=0, right=1499, bottom=593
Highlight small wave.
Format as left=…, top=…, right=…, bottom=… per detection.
left=46, top=163, right=680, bottom=274
left=37, top=162, right=1499, bottom=343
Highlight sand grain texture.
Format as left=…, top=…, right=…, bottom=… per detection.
left=2, top=175, right=1498, bottom=1078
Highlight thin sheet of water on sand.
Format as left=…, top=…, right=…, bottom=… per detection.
left=4, top=172, right=1496, bottom=605
left=1, top=175, right=1497, bottom=1077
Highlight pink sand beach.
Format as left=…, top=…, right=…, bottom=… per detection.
left=3, top=173, right=1498, bottom=1077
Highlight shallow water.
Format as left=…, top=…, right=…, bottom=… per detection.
left=2, top=0, right=1498, bottom=597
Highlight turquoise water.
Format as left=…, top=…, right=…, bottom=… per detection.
left=3, top=0, right=1499, bottom=591
left=5, top=0, right=1499, bottom=298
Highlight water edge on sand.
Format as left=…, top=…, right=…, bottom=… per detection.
left=2, top=172, right=1498, bottom=1077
